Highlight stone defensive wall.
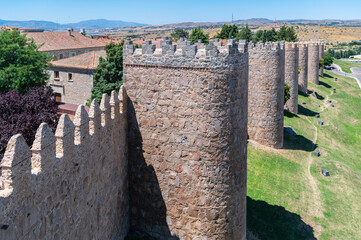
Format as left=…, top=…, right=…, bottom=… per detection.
left=298, top=42, right=308, bottom=94
left=123, top=37, right=248, bottom=239
left=248, top=41, right=285, bottom=149
left=307, top=41, right=320, bottom=85
left=0, top=88, right=129, bottom=239
left=284, top=42, right=299, bottom=113
left=319, top=41, right=325, bottom=76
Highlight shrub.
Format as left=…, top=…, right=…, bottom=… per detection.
left=284, top=83, right=291, bottom=105
left=0, top=87, right=59, bottom=159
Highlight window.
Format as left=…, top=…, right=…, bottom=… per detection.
left=68, top=73, right=73, bottom=81
left=59, top=54, right=63, bottom=59
left=55, top=93, right=62, bottom=102
left=54, top=71, right=59, bottom=79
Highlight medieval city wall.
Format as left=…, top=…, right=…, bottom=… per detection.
left=308, top=42, right=320, bottom=84
left=0, top=87, right=129, bottom=239
left=298, top=43, right=308, bottom=94
left=124, top=38, right=248, bottom=240
left=248, top=41, right=285, bottom=149
left=284, top=42, right=299, bottom=113
left=319, top=42, right=325, bottom=76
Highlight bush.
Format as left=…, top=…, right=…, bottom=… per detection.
left=0, top=87, right=59, bottom=159
left=284, top=83, right=291, bottom=105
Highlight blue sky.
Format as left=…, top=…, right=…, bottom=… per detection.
left=1, top=0, right=361, bottom=25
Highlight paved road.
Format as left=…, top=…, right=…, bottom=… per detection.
left=329, top=64, right=361, bottom=89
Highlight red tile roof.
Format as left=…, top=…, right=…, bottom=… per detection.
left=50, top=50, right=106, bottom=70
left=25, top=31, right=106, bottom=51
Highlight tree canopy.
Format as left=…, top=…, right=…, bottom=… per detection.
left=89, top=41, right=124, bottom=104
left=237, top=24, right=253, bottom=42
left=216, top=24, right=239, bottom=39
left=170, top=29, right=189, bottom=41
left=0, top=86, right=58, bottom=159
left=188, top=27, right=209, bottom=44
left=0, top=29, right=52, bottom=94
left=323, top=55, right=334, bottom=66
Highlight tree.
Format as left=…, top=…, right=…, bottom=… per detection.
left=0, top=86, right=58, bottom=159
left=253, top=30, right=264, bottom=43
left=319, top=58, right=324, bottom=69
left=0, top=29, right=52, bottom=94
left=237, top=24, right=253, bottom=42
left=284, top=83, right=291, bottom=105
left=324, top=55, right=334, bottom=66
left=188, top=27, right=209, bottom=44
left=216, top=24, right=239, bottom=39
left=89, top=41, right=124, bottom=104
left=170, top=29, right=189, bottom=41
left=334, top=51, right=341, bottom=59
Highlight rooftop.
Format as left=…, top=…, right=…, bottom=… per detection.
left=50, top=50, right=106, bottom=70
left=25, top=31, right=106, bottom=51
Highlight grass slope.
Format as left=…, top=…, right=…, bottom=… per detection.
left=247, top=71, right=361, bottom=239
left=333, top=59, right=361, bottom=73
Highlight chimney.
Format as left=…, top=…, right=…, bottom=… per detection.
left=67, top=28, right=72, bottom=36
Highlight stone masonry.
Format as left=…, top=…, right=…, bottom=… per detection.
left=248, top=42, right=285, bottom=149
left=284, top=42, right=299, bottom=113
left=0, top=87, right=129, bottom=239
left=319, top=41, right=325, bottom=76
left=124, top=38, right=248, bottom=239
left=298, top=43, right=308, bottom=94
left=308, top=42, right=320, bottom=84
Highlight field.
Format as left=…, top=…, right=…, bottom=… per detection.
left=333, top=59, right=361, bottom=73
left=247, top=71, right=361, bottom=239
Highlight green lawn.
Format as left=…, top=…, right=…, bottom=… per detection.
left=247, top=71, right=361, bottom=239
left=333, top=59, right=361, bottom=73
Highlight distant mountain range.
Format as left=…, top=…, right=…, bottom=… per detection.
left=0, top=19, right=147, bottom=30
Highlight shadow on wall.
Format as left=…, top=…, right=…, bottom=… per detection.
left=298, top=104, right=319, bottom=117
left=126, top=101, right=179, bottom=240
left=247, top=197, right=316, bottom=240
left=319, top=80, right=332, bottom=89
left=283, top=127, right=317, bottom=152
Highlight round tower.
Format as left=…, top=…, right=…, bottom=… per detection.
left=284, top=42, right=299, bottom=113
left=308, top=42, right=320, bottom=84
left=124, top=38, right=248, bottom=239
left=319, top=41, right=325, bottom=76
left=248, top=41, right=285, bottom=149
left=298, top=43, right=308, bottom=94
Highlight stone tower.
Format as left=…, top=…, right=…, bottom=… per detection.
left=319, top=41, right=325, bottom=76
left=298, top=43, right=308, bottom=94
left=123, top=38, right=248, bottom=239
left=284, top=42, right=299, bottom=113
left=248, top=41, right=285, bottom=149
left=308, top=42, right=320, bottom=84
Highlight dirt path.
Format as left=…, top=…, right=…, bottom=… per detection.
left=304, top=91, right=335, bottom=238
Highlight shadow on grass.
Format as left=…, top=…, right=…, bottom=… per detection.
left=284, top=110, right=299, bottom=118
left=298, top=90, right=309, bottom=97
left=283, top=127, right=317, bottom=152
left=323, top=73, right=334, bottom=78
left=247, top=197, right=316, bottom=240
left=319, top=80, right=332, bottom=88
left=313, top=92, right=324, bottom=100
left=298, top=104, right=319, bottom=117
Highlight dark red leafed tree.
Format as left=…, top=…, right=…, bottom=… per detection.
left=0, top=87, right=59, bottom=159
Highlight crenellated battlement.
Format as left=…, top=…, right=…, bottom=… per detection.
left=124, top=37, right=247, bottom=71
left=248, top=41, right=283, bottom=51
left=285, top=42, right=298, bottom=50
left=0, top=86, right=129, bottom=239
